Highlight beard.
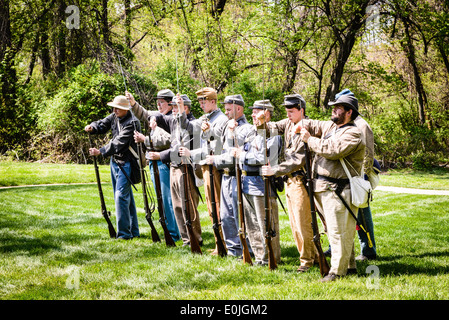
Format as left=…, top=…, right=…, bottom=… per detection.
left=331, top=112, right=346, bottom=125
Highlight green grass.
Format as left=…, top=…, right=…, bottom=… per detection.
left=378, top=167, right=449, bottom=190
left=1, top=161, right=449, bottom=300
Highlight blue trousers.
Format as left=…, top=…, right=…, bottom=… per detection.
left=149, top=160, right=180, bottom=242
left=110, top=159, right=139, bottom=239
left=220, top=175, right=242, bottom=257
left=357, top=206, right=377, bottom=257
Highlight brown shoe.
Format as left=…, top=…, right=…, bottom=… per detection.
left=321, top=273, right=339, bottom=282
left=297, top=265, right=310, bottom=273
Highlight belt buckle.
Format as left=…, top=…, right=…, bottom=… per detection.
left=242, top=170, right=247, bottom=176
left=224, top=168, right=230, bottom=175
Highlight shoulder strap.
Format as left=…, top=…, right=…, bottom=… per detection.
left=116, top=118, right=139, bottom=160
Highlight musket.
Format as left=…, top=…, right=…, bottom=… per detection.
left=137, top=140, right=161, bottom=243
left=178, top=113, right=202, bottom=254
left=233, top=103, right=252, bottom=265
left=207, top=135, right=227, bottom=257
left=117, top=54, right=161, bottom=243
left=88, top=134, right=117, bottom=238
left=304, top=142, right=330, bottom=277
left=261, top=46, right=277, bottom=270
left=262, top=123, right=277, bottom=270
left=148, top=128, right=176, bottom=247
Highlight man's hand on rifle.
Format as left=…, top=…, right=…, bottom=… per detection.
left=89, top=148, right=100, bottom=157
left=134, top=130, right=145, bottom=143
left=230, top=147, right=241, bottom=159
left=125, top=91, right=136, bottom=107
left=201, top=121, right=210, bottom=133
left=149, top=116, right=157, bottom=131
left=299, top=128, right=310, bottom=143
left=179, top=146, right=191, bottom=157
left=147, top=151, right=161, bottom=160
left=254, top=110, right=268, bottom=127
left=176, top=93, right=185, bottom=114
left=261, top=164, right=275, bottom=176
left=205, top=155, right=214, bottom=165
left=228, top=119, right=238, bottom=131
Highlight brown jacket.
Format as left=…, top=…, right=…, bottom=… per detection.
left=303, top=119, right=366, bottom=192
left=266, top=118, right=306, bottom=177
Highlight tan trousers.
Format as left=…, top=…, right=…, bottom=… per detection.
left=285, top=175, right=316, bottom=267
left=314, top=188, right=356, bottom=276
left=170, top=166, right=202, bottom=245
left=243, top=193, right=281, bottom=264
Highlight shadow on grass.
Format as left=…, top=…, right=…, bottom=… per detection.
left=357, top=250, right=449, bottom=276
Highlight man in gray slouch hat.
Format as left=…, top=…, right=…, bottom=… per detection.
left=206, top=94, right=256, bottom=258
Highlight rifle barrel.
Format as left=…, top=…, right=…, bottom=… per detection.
left=264, top=177, right=277, bottom=270
left=209, top=162, right=227, bottom=257
left=152, top=159, right=176, bottom=247
left=89, top=134, right=117, bottom=238
left=304, top=143, right=330, bottom=277
left=182, top=164, right=202, bottom=254
left=138, top=143, right=161, bottom=243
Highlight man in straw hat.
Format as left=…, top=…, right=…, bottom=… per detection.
left=261, top=94, right=316, bottom=272
left=294, top=92, right=366, bottom=282
left=85, top=95, right=141, bottom=240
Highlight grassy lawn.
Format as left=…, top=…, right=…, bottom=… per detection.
left=0, top=161, right=448, bottom=301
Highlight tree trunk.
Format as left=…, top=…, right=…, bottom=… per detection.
left=56, top=0, right=67, bottom=76
left=322, top=0, right=372, bottom=108
left=402, top=21, right=427, bottom=125
left=282, top=50, right=299, bottom=93
left=124, top=0, right=131, bottom=49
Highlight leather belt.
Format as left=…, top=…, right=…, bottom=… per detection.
left=316, top=174, right=349, bottom=185
left=283, top=170, right=304, bottom=181
left=223, top=168, right=236, bottom=176
left=242, top=170, right=259, bottom=176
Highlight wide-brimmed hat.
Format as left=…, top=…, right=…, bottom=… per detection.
left=281, top=94, right=306, bottom=109
left=249, top=99, right=274, bottom=112
left=195, top=87, right=218, bottom=100
left=328, top=94, right=359, bottom=113
left=107, top=95, right=131, bottom=110
left=156, top=89, right=175, bottom=100
left=169, top=94, right=191, bottom=106
left=222, top=94, right=245, bottom=107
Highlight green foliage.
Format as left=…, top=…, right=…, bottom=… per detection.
left=1, top=0, right=449, bottom=168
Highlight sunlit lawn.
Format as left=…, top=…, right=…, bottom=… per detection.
left=0, top=161, right=448, bottom=301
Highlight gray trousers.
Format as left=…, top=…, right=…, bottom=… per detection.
left=243, top=193, right=281, bottom=264
left=220, top=175, right=242, bottom=257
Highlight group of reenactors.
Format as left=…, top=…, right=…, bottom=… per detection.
left=85, top=86, right=380, bottom=282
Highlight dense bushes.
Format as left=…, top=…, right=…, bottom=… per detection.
left=3, top=59, right=448, bottom=169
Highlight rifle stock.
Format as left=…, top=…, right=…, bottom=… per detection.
left=263, top=177, right=277, bottom=270
left=236, top=161, right=253, bottom=265
left=304, top=143, right=330, bottom=277
left=89, top=134, right=117, bottom=238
